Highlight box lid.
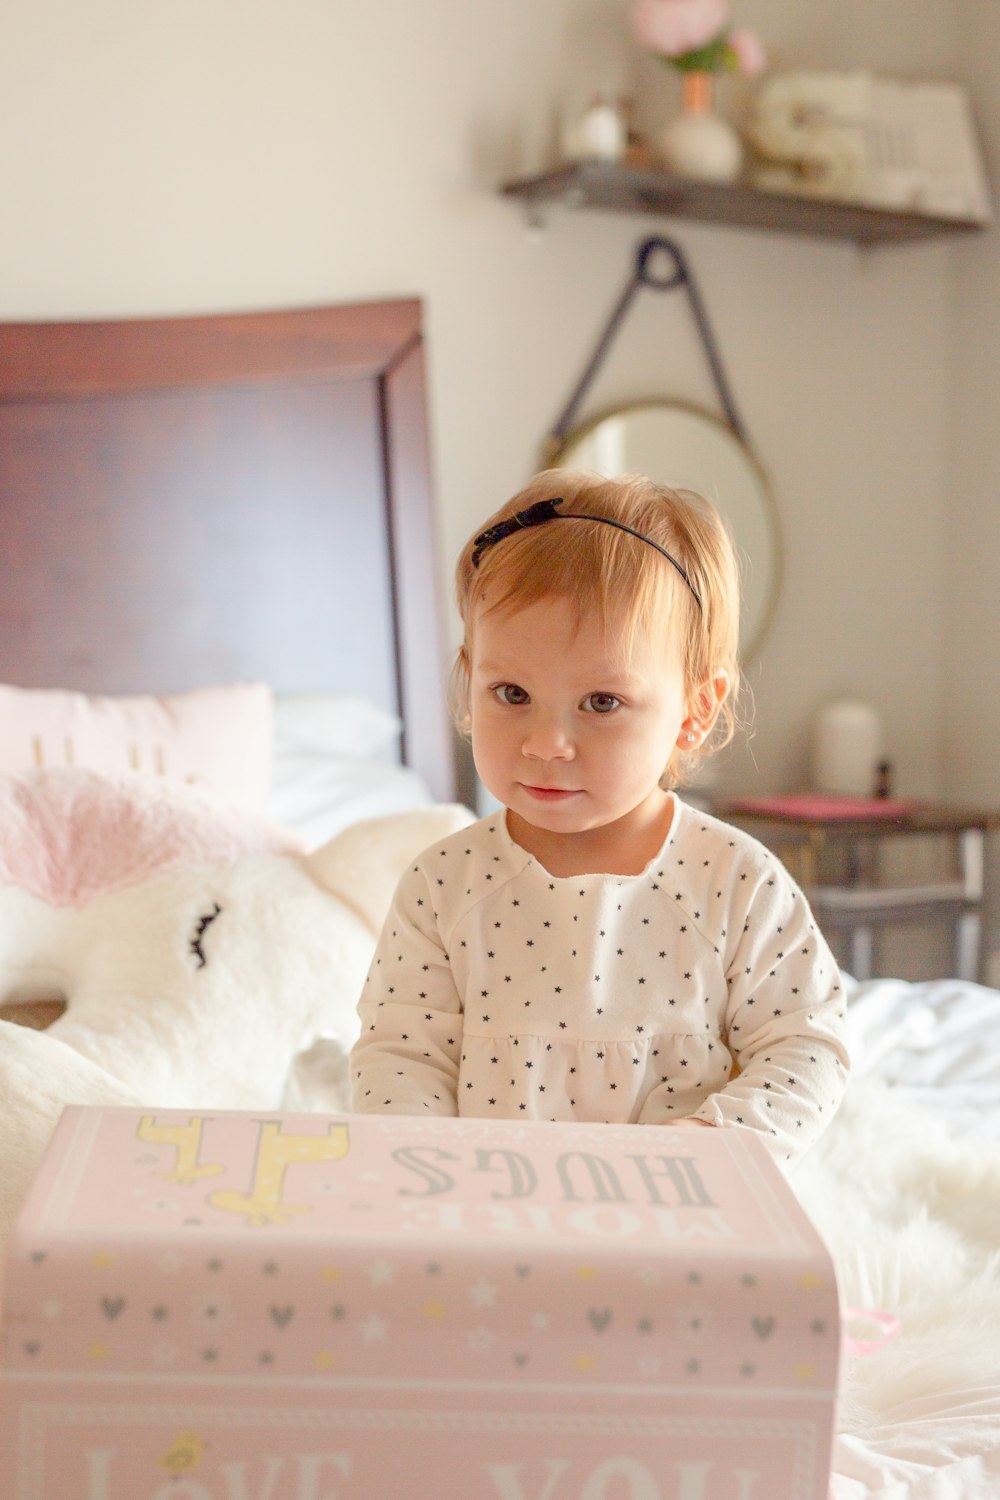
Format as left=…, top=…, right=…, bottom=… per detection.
left=1, top=1107, right=840, bottom=1397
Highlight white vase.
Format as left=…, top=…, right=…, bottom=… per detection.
left=659, top=71, right=743, bottom=183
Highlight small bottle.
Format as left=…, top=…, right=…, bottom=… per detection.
left=576, top=95, right=627, bottom=163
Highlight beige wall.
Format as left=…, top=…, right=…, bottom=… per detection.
left=4, top=0, right=996, bottom=968
left=949, top=2, right=1000, bottom=980
left=950, top=1, right=1000, bottom=806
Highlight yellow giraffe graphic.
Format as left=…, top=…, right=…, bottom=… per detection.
left=209, top=1122, right=351, bottom=1228
left=137, top=1116, right=225, bottom=1186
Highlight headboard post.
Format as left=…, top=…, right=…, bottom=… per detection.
left=379, top=330, right=457, bottom=803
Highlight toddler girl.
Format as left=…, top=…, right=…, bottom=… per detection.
left=351, top=469, right=849, bottom=1164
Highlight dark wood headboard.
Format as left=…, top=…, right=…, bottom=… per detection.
left=0, top=300, right=457, bottom=802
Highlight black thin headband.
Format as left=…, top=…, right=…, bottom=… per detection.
left=471, top=497, right=702, bottom=610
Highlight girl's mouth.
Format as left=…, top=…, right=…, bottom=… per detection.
left=522, top=785, right=581, bottom=802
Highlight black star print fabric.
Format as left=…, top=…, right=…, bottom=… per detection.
left=351, top=799, right=850, bottom=1165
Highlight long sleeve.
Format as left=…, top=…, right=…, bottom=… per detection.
left=350, top=861, right=463, bottom=1116
left=687, top=852, right=850, bottom=1164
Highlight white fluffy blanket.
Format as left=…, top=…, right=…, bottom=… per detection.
left=791, top=988, right=1000, bottom=1499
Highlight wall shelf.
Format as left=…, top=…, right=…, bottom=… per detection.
left=501, top=162, right=988, bottom=248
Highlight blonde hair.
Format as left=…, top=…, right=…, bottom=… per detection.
left=452, top=468, right=743, bottom=786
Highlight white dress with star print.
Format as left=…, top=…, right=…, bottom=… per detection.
left=350, top=796, right=850, bottom=1165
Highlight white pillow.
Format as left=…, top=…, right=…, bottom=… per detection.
left=272, top=695, right=402, bottom=763
left=267, top=755, right=433, bottom=851
left=267, top=694, right=430, bottom=848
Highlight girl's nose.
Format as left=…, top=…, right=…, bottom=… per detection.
left=521, top=712, right=575, bottom=761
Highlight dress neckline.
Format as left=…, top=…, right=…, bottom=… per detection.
left=497, top=793, right=683, bottom=883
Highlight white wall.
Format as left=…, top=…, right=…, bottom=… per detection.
left=3, top=0, right=994, bottom=966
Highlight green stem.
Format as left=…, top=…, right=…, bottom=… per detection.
left=663, top=32, right=735, bottom=73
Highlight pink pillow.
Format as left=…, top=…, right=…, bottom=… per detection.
left=0, top=682, right=274, bottom=812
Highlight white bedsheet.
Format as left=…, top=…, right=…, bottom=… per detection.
left=845, top=973, right=1000, bottom=1141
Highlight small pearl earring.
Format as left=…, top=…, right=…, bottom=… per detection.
left=685, top=731, right=698, bottom=745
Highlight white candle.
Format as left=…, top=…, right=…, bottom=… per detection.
left=813, top=700, right=883, bottom=797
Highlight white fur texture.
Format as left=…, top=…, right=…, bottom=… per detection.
left=792, top=1076, right=1000, bottom=1496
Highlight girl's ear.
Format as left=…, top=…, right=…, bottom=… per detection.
left=676, top=671, right=730, bottom=749
left=448, top=645, right=474, bottom=735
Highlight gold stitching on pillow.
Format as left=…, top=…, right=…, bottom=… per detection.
left=64, top=736, right=75, bottom=766
left=155, top=745, right=165, bottom=775
left=32, top=735, right=44, bottom=768
left=128, top=742, right=140, bottom=771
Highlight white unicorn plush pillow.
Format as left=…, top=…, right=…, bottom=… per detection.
left=0, top=769, right=472, bottom=1245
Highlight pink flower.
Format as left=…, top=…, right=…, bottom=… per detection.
left=630, top=0, right=729, bottom=58
left=727, top=27, right=766, bottom=77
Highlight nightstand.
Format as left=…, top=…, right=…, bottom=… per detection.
left=713, top=795, right=999, bottom=982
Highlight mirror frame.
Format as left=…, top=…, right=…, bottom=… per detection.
left=546, top=397, right=784, bottom=662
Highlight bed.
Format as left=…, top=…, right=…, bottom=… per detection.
left=1, top=302, right=998, bottom=1500
left=0, top=298, right=459, bottom=825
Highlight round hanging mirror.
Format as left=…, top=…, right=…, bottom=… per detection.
left=549, top=398, right=782, bottom=659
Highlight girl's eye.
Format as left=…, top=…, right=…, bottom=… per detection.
left=583, top=693, right=621, bottom=715
left=494, top=683, right=529, bottom=706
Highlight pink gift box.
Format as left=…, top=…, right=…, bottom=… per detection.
left=1, top=1107, right=840, bottom=1499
